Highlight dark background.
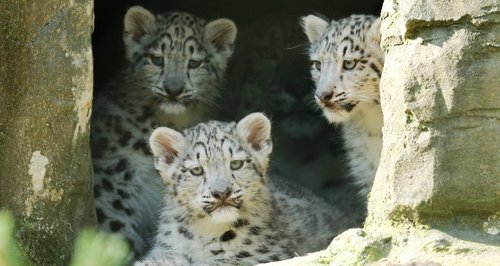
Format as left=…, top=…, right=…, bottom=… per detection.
left=93, top=0, right=383, bottom=90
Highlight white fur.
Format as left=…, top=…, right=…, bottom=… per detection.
left=303, top=14, right=385, bottom=200
left=137, top=114, right=350, bottom=265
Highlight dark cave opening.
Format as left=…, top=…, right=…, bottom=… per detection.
left=92, top=0, right=384, bottom=224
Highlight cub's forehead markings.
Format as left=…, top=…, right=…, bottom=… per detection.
left=193, top=142, right=207, bottom=157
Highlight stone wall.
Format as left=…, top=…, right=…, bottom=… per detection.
left=366, top=0, right=500, bottom=264
left=0, top=1, right=95, bottom=265
left=371, top=0, right=499, bottom=221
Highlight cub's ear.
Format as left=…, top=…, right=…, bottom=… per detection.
left=301, top=14, right=329, bottom=43
left=123, top=6, right=156, bottom=47
left=149, top=127, right=185, bottom=183
left=236, top=113, right=272, bottom=158
left=204, top=18, right=237, bottom=54
left=366, top=17, right=382, bottom=45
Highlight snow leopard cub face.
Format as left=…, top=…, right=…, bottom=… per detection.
left=123, top=6, right=237, bottom=115
left=302, top=14, right=384, bottom=123
left=150, top=113, right=272, bottom=224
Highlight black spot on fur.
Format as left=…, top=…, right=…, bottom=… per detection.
left=125, top=208, right=134, bottom=216
left=173, top=185, right=178, bottom=197
left=232, top=219, right=249, bottom=228
left=282, top=246, right=294, bottom=256
left=265, top=234, right=278, bottom=245
left=112, top=199, right=123, bottom=210
left=370, top=62, right=381, bottom=77
left=126, top=238, right=135, bottom=251
left=178, top=227, right=194, bottom=240
left=343, top=102, right=357, bottom=112
left=184, top=255, right=194, bottom=264
left=119, top=131, right=132, bottom=145
left=96, top=208, right=106, bottom=224
left=255, top=245, right=270, bottom=254
left=236, top=251, right=252, bottom=258
left=104, top=167, right=115, bottom=176
left=269, top=255, right=281, bottom=261
left=220, top=230, right=236, bottom=242
left=115, top=158, right=127, bottom=172
left=117, top=189, right=130, bottom=199
left=110, top=220, right=124, bottom=232
left=249, top=226, right=262, bottom=235
left=102, top=178, right=113, bottom=191
left=133, top=140, right=151, bottom=155
left=159, top=242, right=172, bottom=249
left=242, top=238, right=253, bottom=245
left=211, top=249, right=225, bottom=255
left=124, top=172, right=132, bottom=181
left=175, top=215, right=185, bottom=222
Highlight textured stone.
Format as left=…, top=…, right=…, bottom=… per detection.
left=371, top=0, right=499, bottom=222
left=0, top=0, right=95, bottom=265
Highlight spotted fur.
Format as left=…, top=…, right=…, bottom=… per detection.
left=302, top=14, right=385, bottom=199
left=135, top=113, right=349, bottom=265
left=92, top=6, right=237, bottom=258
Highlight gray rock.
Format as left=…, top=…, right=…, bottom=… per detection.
left=0, top=1, right=95, bottom=265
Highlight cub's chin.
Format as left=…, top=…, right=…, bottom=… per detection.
left=160, top=101, right=188, bottom=115
left=209, top=206, right=240, bottom=224
left=322, top=107, right=353, bottom=124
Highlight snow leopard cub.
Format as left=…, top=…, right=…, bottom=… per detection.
left=301, top=14, right=384, bottom=199
left=136, top=113, right=349, bottom=265
left=92, top=6, right=237, bottom=258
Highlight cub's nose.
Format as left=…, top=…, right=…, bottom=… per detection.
left=164, top=76, right=185, bottom=98
left=211, top=188, right=233, bottom=201
left=315, top=91, right=334, bottom=103
left=165, top=86, right=185, bottom=98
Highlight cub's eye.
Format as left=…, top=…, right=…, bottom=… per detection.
left=311, top=60, right=322, bottom=71
left=149, top=55, right=164, bottom=66
left=230, top=160, right=244, bottom=170
left=189, top=166, right=204, bottom=176
left=342, top=59, right=357, bottom=70
left=188, top=59, right=202, bottom=69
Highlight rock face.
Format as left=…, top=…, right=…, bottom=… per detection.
left=262, top=0, right=500, bottom=265
left=365, top=0, right=500, bottom=262
left=0, top=1, right=95, bottom=265
left=371, top=0, right=499, bottom=220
